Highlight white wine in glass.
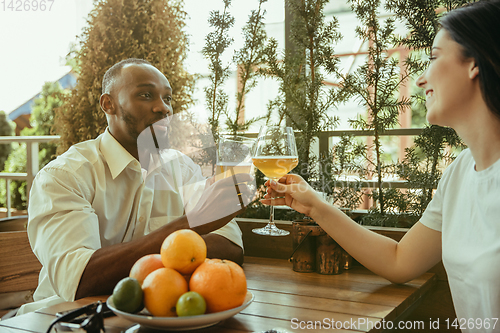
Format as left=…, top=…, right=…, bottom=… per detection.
left=215, top=135, right=255, bottom=182
left=252, top=126, right=298, bottom=236
left=252, top=156, right=299, bottom=179
left=215, top=162, right=253, bottom=182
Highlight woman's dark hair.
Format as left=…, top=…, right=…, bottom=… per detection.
left=440, top=0, right=500, bottom=119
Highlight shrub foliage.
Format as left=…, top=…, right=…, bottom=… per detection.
left=0, top=111, right=12, bottom=172
left=54, top=0, right=194, bottom=154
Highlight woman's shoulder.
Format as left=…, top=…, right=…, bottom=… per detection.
left=456, top=148, right=474, bottom=164
left=435, top=149, right=473, bottom=188
left=445, top=148, right=473, bottom=173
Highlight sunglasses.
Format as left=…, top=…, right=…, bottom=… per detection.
left=45, top=300, right=114, bottom=333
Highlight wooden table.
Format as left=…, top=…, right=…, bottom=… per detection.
left=0, top=256, right=436, bottom=333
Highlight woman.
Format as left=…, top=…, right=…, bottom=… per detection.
left=263, top=1, right=500, bottom=329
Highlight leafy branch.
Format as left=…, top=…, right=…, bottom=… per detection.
left=225, top=0, right=269, bottom=135
left=202, top=0, right=234, bottom=141
left=343, top=0, right=421, bottom=214
left=262, top=0, right=345, bottom=182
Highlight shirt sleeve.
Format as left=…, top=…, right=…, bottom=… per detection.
left=27, top=167, right=99, bottom=302
left=420, top=150, right=473, bottom=232
left=177, top=153, right=244, bottom=249
left=419, top=165, right=454, bottom=232
left=210, top=219, right=244, bottom=249
left=419, top=191, right=443, bottom=232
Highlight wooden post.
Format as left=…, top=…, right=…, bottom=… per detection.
left=6, top=179, right=11, bottom=217
left=236, top=64, right=245, bottom=125
left=362, top=36, right=375, bottom=211
left=318, top=132, right=329, bottom=177
left=26, top=141, right=39, bottom=207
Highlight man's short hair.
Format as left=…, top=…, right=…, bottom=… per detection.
left=102, top=58, right=152, bottom=95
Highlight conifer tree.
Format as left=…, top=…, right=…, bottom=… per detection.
left=226, top=0, right=268, bottom=135
left=341, top=0, right=420, bottom=215
left=54, top=0, right=194, bottom=154
left=203, top=0, right=234, bottom=141
left=397, top=125, right=465, bottom=218
left=0, top=111, right=12, bottom=172
left=386, top=0, right=473, bottom=51
left=262, top=0, right=345, bottom=183
left=201, top=0, right=267, bottom=174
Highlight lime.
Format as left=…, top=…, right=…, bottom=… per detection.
left=176, top=291, right=206, bottom=316
left=112, top=277, right=143, bottom=313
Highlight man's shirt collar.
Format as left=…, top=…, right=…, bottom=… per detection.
left=100, top=128, right=139, bottom=179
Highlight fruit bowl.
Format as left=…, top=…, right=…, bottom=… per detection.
left=106, top=291, right=254, bottom=331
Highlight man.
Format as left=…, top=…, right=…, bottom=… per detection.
left=18, top=58, right=249, bottom=314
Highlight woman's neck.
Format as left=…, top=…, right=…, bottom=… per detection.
left=455, top=107, right=500, bottom=171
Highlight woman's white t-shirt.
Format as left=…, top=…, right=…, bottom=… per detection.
left=420, top=149, right=500, bottom=332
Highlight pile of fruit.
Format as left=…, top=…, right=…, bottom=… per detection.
left=111, top=229, right=247, bottom=317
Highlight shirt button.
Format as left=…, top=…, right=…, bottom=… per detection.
left=139, top=216, right=145, bottom=223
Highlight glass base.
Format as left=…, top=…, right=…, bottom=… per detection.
left=252, top=223, right=290, bottom=236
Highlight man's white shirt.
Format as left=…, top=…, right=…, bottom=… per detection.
left=18, top=129, right=242, bottom=314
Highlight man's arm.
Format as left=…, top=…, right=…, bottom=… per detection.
left=75, top=172, right=251, bottom=299
left=203, top=233, right=244, bottom=266
left=75, top=212, right=243, bottom=299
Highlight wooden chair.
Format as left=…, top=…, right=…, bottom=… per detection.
left=0, top=230, right=42, bottom=318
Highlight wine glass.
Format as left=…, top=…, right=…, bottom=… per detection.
left=216, top=134, right=255, bottom=182
left=252, top=126, right=298, bottom=236
left=215, top=134, right=256, bottom=210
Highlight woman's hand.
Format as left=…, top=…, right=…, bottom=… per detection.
left=260, top=174, right=326, bottom=217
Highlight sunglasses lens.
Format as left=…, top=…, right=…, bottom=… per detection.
left=82, top=314, right=104, bottom=333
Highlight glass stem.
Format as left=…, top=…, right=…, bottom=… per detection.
left=269, top=200, right=275, bottom=225
left=269, top=178, right=276, bottom=226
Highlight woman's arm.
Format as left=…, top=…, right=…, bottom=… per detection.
left=263, top=175, right=442, bottom=283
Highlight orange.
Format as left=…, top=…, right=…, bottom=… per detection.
left=189, top=259, right=247, bottom=313
left=161, top=229, right=207, bottom=275
left=130, top=254, right=164, bottom=285
left=142, top=267, right=188, bottom=317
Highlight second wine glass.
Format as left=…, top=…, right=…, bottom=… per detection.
left=252, top=126, right=298, bottom=236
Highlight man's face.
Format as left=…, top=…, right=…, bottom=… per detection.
left=108, top=63, right=173, bottom=153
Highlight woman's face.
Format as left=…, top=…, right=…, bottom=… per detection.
left=416, top=29, right=479, bottom=128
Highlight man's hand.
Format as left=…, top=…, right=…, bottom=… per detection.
left=186, top=173, right=254, bottom=232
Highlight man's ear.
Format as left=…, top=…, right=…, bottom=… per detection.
left=469, top=61, right=479, bottom=80
left=100, top=94, right=116, bottom=115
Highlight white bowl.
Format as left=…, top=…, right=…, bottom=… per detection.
left=106, top=291, right=254, bottom=331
